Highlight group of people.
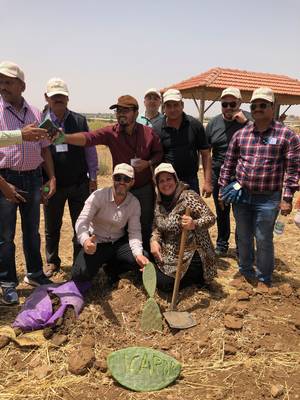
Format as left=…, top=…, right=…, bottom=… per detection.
left=0, top=60, right=299, bottom=306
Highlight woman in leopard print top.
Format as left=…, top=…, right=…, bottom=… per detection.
left=150, top=163, right=217, bottom=292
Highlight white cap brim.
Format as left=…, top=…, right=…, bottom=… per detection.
left=46, top=90, right=69, bottom=97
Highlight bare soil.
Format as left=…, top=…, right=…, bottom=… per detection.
left=0, top=171, right=299, bottom=400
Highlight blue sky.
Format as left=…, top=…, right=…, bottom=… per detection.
left=2, top=0, right=300, bottom=116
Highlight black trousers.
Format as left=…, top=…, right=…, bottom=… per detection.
left=131, top=182, right=154, bottom=253
left=44, top=180, right=89, bottom=267
left=212, top=167, right=232, bottom=251
left=155, top=252, right=205, bottom=293
left=71, top=235, right=145, bottom=282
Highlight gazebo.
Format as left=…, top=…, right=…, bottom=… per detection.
left=161, top=67, right=300, bottom=122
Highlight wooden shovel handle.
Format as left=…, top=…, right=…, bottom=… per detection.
left=170, top=207, right=191, bottom=310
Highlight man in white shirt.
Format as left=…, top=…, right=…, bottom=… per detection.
left=72, top=163, right=149, bottom=283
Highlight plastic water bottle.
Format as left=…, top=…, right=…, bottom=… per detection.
left=294, top=210, right=300, bottom=229
left=274, top=215, right=285, bottom=235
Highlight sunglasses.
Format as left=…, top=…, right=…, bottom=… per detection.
left=115, top=107, right=136, bottom=114
left=250, top=102, right=271, bottom=111
left=113, top=174, right=132, bottom=183
left=221, top=102, right=237, bottom=108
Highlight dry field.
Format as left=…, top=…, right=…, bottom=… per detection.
left=0, top=124, right=299, bottom=400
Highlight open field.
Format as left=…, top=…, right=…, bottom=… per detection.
left=0, top=121, right=299, bottom=400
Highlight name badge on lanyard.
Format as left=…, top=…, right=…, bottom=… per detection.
left=268, top=137, right=277, bottom=145
left=55, top=144, right=68, bottom=152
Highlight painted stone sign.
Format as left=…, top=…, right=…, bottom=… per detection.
left=107, top=346, right=181, bottom=391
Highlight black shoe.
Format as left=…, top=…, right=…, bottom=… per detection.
left=24, top=275, right=53, bottom=287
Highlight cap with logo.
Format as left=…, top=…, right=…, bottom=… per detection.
left=46, top=78, right=69, bottom=97
left=163, top=88, right=182, bottom=103
left=0, top=61, right=25, bottom=82
left=144, top=88, right=161, bottom=99
left=220, top=87, right=241, bottom=99
left=109, top=95, right=139, bottom=110
left=113, top=163, right=134, bottom=179
left=250, top=87, right=275, bottom=103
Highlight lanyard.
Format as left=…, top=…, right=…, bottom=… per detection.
left=7, top=107, right=28, bottom=125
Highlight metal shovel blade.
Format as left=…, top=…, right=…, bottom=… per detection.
left=163, top=311, right=197, bottom=329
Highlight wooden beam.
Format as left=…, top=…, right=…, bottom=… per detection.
left=192, top=94, right=200, bottom=114
left=199, top=99, right=205, bottom=123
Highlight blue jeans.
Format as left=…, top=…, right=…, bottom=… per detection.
left=233, top=191, right=281, bottom=284
left=0, top=168, right=43, bottom=287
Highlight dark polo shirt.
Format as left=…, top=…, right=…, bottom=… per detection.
left=153, top=113, right=209, bottom=178
left=206, top=111, right=252, bottom=169
left=84, top=122, right=163, bottom=188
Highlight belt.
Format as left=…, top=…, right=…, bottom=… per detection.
left=249, top=190, right=276, bottom=195
left=0, top=167, right=40, bottom=176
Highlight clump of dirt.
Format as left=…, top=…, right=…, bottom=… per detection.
left=42, top=294, right=76, bottom=342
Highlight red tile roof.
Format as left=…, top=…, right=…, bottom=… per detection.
left=163, top=67, right=300, bottom=97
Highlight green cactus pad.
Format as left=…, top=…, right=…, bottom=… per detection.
left=107, top=346, right=181, bottom=391
left=142, top=262, right=157, bottom=297
left=141, top=298, right=163, bottom=332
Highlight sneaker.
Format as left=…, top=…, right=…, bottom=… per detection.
left=44, top=263, right=60, bottom=278
left=24, top=275, right=53, bottom=287
left=215, top=247, right=228, bottom=257
left=1, top=287, right=19, bottom=305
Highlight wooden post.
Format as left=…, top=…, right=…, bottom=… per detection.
left=274, top=103, right=280, bottom=119
left=199, top=99, right=205, bottom=123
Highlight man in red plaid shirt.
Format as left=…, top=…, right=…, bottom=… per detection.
left=219, top=87, right=300, bottom=290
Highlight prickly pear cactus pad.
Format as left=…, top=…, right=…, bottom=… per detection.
left=142, top=262, right=157, bottom=297
left=141, top=298, right=163, bottom=332
left=107, top=347, right=181, bottom=391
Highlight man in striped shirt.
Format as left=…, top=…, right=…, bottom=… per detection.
left=219, top=87, right=300, bottom=290
left=0, top=61, right=55, bottom=305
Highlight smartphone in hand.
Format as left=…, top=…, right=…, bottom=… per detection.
left=39, top=119, right=60, bottom=138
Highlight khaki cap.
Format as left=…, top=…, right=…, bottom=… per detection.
left=144, top=88, right=161, bottom=99
left=0, top=61, right=25, bottom=82
left=46, top=78, right=69, bottom=97
left=113, top=163, right=134, bottom=179
left=250, top=87, right=275, bottom=103
left=221, top=87, right=241, bottom=99
left=154, top=163, right=177, bottom=178
left=163, top=88, right=182, bottom=103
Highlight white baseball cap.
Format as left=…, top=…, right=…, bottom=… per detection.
left=154, top=162, right=179, bottom=182
left=144, top=88, right=161, bottom=99
left=250, top=87, right=275, bottom=103
left=46, top=78, right=69, bottom=97
left=221, top=87, right=241, bottom=99
left=113, top=163, right=134, bottom=179
left=0, top=61, right=25, bottom=82
left=163, top=88, right=182, bottom=103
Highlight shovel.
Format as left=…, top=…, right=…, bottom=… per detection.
left=163, top=207, right=197, bottom=329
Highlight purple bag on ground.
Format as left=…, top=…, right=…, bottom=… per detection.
left=13, top=280, right=91, bottom=331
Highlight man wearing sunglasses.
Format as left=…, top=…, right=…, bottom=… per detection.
left=72, top=163, right=149, bottom=284
left=206, top=87, right=251, bottom=257
left=54, top=95, right=163, bottom=252
left=219, top=87, right=300, bottom=291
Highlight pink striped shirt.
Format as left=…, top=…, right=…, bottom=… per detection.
left=0, top=96, right=49, bottom=171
